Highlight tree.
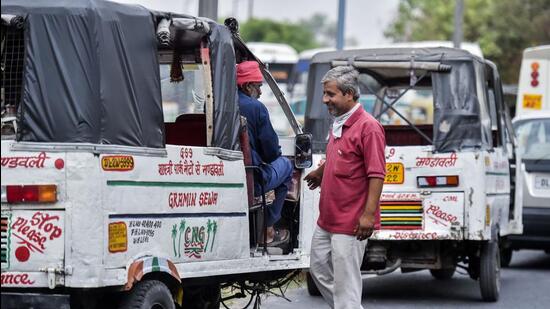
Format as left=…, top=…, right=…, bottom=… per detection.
left=233, top=14, right=359, bottom=52
left=384, top=0, right=550, bottom=83
left=239, top=18, right=320, bottom=52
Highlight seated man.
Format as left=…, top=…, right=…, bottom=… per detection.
left=236, top=61, right=292, bottom=247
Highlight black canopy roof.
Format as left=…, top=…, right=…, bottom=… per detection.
left=311, top=47, right=482, bottom=64
left=2, top=0, right=241, bottom=150
left=305, top=47, right=493, bottom=153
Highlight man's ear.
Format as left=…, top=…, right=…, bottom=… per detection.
left=343, top=90, right=354, bottom=101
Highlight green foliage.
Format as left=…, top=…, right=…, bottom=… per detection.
left=385, top=0, right=550, bottom=83
left=239, top=18, right=320, bottom=52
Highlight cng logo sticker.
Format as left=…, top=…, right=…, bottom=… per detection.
left=102, top=156, right=134, bottom=171
left=172, top=219, right=218, bottom=259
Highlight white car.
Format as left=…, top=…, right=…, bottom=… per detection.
left=508, top=111, right=550, bottom=255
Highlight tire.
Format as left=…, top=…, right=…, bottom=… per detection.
left=120, top=280, right=175, bottom=309
left=430, top=266, right=456, bottom=280
left=500, top=247, right=513, bottom=267
left=479, top=241, right=501, bottom=302
left=306, top=271, right=321, bottom=296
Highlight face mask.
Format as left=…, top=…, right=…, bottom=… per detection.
left=250, top=89, right=260, bottom=99
left=248, top=85, right=261, bottom=99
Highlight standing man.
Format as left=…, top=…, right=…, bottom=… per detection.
left=304, top=66, right=386, bottom=308
left=237, top=61, right=293, bottom=247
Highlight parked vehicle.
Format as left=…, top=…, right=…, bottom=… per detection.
left=507, top=112, right=550, bottom=256
left=1, top=2, right=313, bottom=309
left=514, top=45, right=550, bottom=115
left=304, top=47, right=521, bottom=302
left=503, top=46, right=550, bottom=263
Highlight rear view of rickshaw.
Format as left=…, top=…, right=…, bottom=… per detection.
left=1, top=1, right=315, bottom=309
left=304, top=47, right=522, bottom=301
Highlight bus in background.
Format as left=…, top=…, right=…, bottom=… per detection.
left=247, top=42, right=299, bottom=136
left=515, top=45, right=550, bottom=115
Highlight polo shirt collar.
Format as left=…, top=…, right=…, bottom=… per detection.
left=343, top=104, right=366, bottom=128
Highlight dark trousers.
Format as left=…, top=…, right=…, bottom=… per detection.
left=256, top=156, right=293, bottom=226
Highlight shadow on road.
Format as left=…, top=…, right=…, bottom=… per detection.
left=362, top=271, right=481, bottom=303
left=509, top=250, right=550, bottom=270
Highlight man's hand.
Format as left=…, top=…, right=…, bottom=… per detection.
left=355, top=178, right=383, bottom=240
left=354, top=211, right=375, bottom=241
left=304, top=169, right=323, bottom=190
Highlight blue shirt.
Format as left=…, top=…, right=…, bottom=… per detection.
left=238, top=91, right=281, bottom=166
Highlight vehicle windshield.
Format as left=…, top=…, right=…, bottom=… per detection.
left=376, top=88, right=434, bottom=126
left=259, top=84, right=295, bottom=137
left=514, top=118, right=550, bottom=160
left=160, top=64, right=206, bottom=122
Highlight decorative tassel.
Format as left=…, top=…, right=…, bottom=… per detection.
left=170, top=49, right=184, bottom=83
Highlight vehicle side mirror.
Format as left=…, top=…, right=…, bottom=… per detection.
left=294, top=133, right=312, bottom=169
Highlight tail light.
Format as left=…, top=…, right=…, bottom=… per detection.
left=417, top=176, right=459, bottom=188
left=1, top=185, right=57, bottom=203
left=531, top=62, right=539, bottom=87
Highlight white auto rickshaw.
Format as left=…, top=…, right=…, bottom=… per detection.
left=1, top=1, right=314, bottom=308
left=303, top=47, right=522, bottom=302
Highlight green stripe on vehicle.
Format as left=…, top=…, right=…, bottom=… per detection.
left=152, top=257, right=160, bottom=272
left=381, top=210, right=422, bottom=213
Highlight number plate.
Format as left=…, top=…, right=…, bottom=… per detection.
left=385, top=163, right=404, bottom=184
left=535, top=176, right=550, bottom=190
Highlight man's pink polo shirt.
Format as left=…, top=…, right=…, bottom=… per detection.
left=318, top=105, right=386, bottom=235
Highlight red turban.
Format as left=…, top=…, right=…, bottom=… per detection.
left=236, top=61, right=263, bottom=86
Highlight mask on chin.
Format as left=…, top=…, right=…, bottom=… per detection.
left=246, top=85, right=261, bottom=99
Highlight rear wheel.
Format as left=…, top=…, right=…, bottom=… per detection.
left=120, top=280, right=175, bottom=309
left=429, top=266, right=456, bottom=280
left=479, top=241, right=500, bottom=302
left=306, top=272, right=321, bottom=296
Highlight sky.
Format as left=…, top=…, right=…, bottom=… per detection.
left=115, top=0, right=400, bottom=47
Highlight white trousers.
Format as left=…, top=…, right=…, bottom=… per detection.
left=310, top=225, right=367, bottom=309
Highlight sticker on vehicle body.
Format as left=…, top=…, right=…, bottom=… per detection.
left=102, top=155, right=134, bottom=171
left=384, top=163, right=404, bottom=184
left=522, top=94, right=542, bottom=110
left=108, top=222, right=128, bottom=253
left=380, top=200, right=423, bottom=230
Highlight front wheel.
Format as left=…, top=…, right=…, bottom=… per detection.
left=479, top=241, right=500, bottom=302
left=120, top=280, right=175, bottom=309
